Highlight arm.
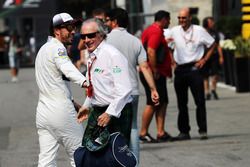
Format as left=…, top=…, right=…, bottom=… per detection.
left=139, top=61, right=159, bottom=105
left=78, top=39, right=86, bottom=50
left=98, top=51, right=132, bottom=127
left=195, top=42, right=216, bottom=69
left=54, top=46, right=86, bottom=87
left=146, top=31, right=162, bottom=79
left=168, top=49, right=176, bottom=69
left=72, top=100, right=82, bottom=112
left=147, top=47, right=159, bottom=79
left=77, top=97, right=91, bottom=123
left=217, top=44, right=224, bottom=65
left=105, top=55, right=132, bottom=117
left=80, top=49, right=88, bottom=66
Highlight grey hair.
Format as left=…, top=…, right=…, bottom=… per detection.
left=82, top=18, right=107, bottom=39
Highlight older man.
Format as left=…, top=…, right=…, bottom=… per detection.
left=77, top=18, right=133, bottom=143
left=170, top=8, right=216, bottom=140
left=35, top=13, right=86, bottom=166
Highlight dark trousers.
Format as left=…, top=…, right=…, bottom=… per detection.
left=174, top=64, right=207, bottom=134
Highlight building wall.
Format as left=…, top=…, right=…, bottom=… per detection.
left=143, top=0, right=213, bottom=27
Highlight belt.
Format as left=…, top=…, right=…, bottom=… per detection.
left=93, top=102, right=132, bottom=113
left=93, top=105, right=109, bottom=112
left=177, top=62, right=196, bottom=68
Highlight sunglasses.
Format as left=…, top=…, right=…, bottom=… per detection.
left=178, top=16, right=188, bottom=20
left=80, top=32, right=99, bottom=40
left=105, top=18, right=111, bottom=22
left=60, top=24, right=76, bottom=32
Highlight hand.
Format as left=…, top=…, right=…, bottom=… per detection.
left=219, top=56, right=224, bottom=65
left=151, top=89, right=160, bottom=106
left=171, top=61, right=177, bottom=70
left=165, top=37, right=174, bottom=43
left=82, top=81, right=88, bottom=88
left=195, top=58, right=206, bottom=69
left=77, top=106, right=89, bottom=123
left=73, top=101, right=81, bottom=112
left=97, top=113, right=111, bottom=127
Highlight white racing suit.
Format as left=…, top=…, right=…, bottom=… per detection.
left=35, top=37, right=86, bottom=167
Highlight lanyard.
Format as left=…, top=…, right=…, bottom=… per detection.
left=87, top=54, right=96, bottom=97
left=181, top=25, right=194, bottom=45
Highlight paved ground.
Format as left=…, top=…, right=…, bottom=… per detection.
left=0, top=68, right=250, bottom=167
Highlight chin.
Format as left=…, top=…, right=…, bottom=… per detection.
left=87, top=48, right=94, bottom=53
left=86, top=45, right=95, bottom=53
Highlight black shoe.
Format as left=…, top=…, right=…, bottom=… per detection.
left=205, top=93, right=211, bottom=100
left=139, top=133, right=158, bottom=143
left=211, top=90, right=219, bottom=100
left=200, top=132, right=208, bottom=140
left=157, top=132, right=173, bottom=142
left=172, top=133, right=191, bottom=141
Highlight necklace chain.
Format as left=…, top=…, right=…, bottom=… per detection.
left=181, top=25, right=194, bottom=45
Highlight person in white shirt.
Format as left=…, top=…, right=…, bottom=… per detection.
left=169, top=8, right=216, bottom=141
left=77, top=18, right=133, bottom=143
left=35, top=13, right=86, bottom=167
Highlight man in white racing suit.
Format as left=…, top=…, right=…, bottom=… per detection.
left=35, top=13, right=87, bottom=167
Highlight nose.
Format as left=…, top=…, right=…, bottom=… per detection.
left=84, top=36, right=91, bottom=42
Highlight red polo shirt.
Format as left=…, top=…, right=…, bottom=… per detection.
left=141, top=23, right=172, bottom=77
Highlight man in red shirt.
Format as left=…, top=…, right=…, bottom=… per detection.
left=139, top=10, right=172, bottom=143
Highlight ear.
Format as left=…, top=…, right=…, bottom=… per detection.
left=111, top=19, right=118, bottom=27
left=189, top=15, right=192, bottom=21
left=54, top=28, right=60, bottom=37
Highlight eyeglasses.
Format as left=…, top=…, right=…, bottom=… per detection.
left=60, top=24, right=76, bottom=32
left=80, top=32, right=99, bottom=40
left=178, top=16, right=187, bottom=20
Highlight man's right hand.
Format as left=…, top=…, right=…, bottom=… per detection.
left=82, top=80, right=88, bottom=88
left=151, top=89, right=160, bottom=106
left=77, top=106, right=89, bottom=123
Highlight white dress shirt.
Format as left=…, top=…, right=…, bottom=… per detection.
left=83, top=41, right=132, bottom=118
left=106, top=27, right=147, bottom=95
left=170, top=25, right=215, bottom=65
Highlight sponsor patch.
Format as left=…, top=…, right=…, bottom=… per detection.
left=94, top=68, right=104, bottom=73
left=58, top=48, right=67, bottom=57
left=113, top=66, right=122, bottom=73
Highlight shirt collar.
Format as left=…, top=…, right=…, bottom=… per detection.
left=48, top=36, right=62, bottom=44
left=181, top=24, right=193, bottom=33
left=112, top=27, right=126, bottom=32
left=152, top=23, right=163, bottom=32
left=92, top=40, right=105, bottom=59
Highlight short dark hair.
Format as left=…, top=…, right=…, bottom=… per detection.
left=107, top=8, right=129, bottom=28
left=92, top=8, right=106, bottom=17
left=49, top=20, right=55, bottom=37
left=154, top=10, right=170, bottom=22
left=202, top=16, right=213, bottom=29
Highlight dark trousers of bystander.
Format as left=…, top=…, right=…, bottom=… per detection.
left=174, top=64, right=207, bottom=134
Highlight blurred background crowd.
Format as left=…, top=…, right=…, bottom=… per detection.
left=0, top=0, right=249, bottom=92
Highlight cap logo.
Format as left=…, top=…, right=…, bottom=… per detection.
left=61, top=14, right=73, bottom=22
